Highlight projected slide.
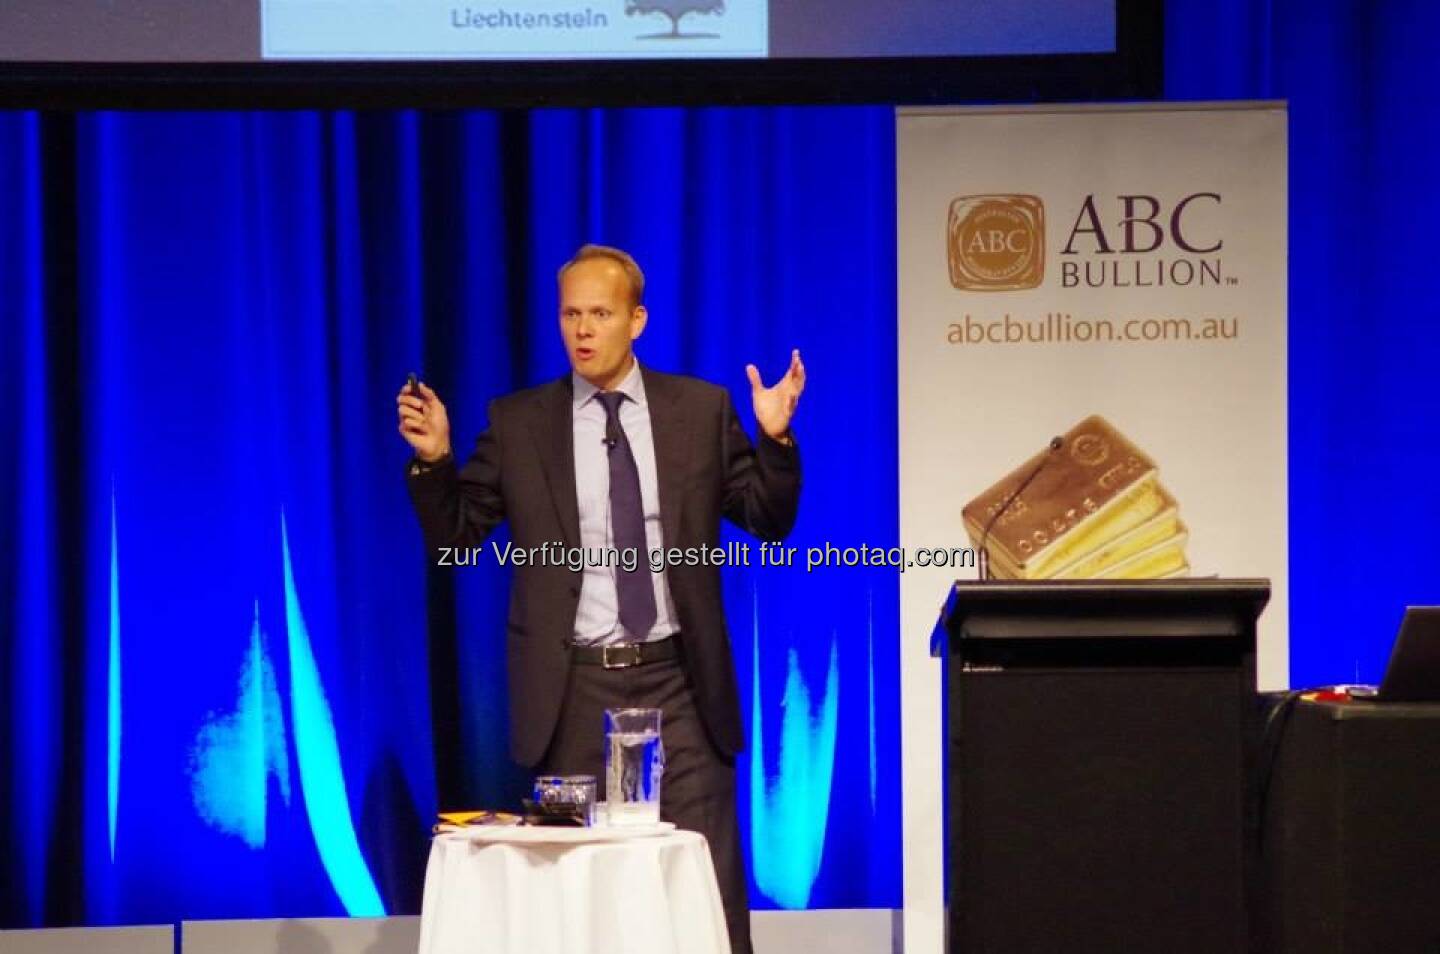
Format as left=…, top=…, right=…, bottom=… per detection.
left=2, top=0, right=1113, bottom=63
left=262, top=0, right=769, bottom=58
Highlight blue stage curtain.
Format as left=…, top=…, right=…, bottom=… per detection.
left=1167, top=0, right=1440, bottom=687
left=0, top=108, right=900, bottom=925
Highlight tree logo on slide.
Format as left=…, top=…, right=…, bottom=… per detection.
left=947, top=194, right=1045, bottom=291
left=627, top=0, right=724, bottom=38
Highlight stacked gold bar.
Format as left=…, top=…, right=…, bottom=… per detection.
left=962, top=414, right=1190, bottom=580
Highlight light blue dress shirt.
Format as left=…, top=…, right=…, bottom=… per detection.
left=571, top=361, right=679, bottom=646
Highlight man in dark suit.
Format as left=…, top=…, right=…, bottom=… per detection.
left=396, top=244, right=805, bottom=953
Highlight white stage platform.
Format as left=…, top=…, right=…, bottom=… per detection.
left=0, top=910, right=900, bottom=954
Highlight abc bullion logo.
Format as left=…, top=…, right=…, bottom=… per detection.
left=947, top=194, right=1045, bottom=291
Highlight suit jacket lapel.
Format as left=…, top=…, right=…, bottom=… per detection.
left=642, top=366, right=688, bottom=550
left=539, top=376, right=581, bottom=549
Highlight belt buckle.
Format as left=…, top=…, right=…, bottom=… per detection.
left=602, top=645, right=641, bottom=670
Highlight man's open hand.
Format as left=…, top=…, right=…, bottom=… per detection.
left=746, top=349, right=806, bottom=443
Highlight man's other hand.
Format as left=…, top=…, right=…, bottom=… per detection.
left=745, top=349, right=806, bottom=444
left=396, top=380, right=453, bottom=463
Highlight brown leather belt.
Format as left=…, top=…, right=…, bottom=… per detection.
left=570, top=636, right=679, bottom=669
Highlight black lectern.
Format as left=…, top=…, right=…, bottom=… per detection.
left=932, top=579, right=1269, bottom=954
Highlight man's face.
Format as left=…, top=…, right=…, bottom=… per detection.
left=559, top=258, right=647, bottom=390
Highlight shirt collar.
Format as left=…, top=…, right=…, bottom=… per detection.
left=572, top=358, right=647, bottom=410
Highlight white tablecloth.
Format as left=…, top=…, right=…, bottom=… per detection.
left=417, top=828, right=731, bottom=954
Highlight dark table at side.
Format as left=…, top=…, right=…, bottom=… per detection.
left=1261, top=698, right=1440, bottom=954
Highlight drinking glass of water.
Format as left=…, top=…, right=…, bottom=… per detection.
left=604, top=707, right=664, bottom=826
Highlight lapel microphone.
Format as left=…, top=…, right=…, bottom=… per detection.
left=977, top=436, right=1064, bottom=581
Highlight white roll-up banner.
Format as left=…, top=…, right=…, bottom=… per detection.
left=896, top=102, right=1288, bottom=952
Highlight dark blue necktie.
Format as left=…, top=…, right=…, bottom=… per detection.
left=595, top=391, right=657, bottom=641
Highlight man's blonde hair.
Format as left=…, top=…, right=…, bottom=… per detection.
left=557, top=244, right=646, bottom=307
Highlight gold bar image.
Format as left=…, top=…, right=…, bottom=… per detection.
left=1049, top=498, right=1182, bottom=580
left=1092, top=532, right=1190, bottom=580
left=963, top=415, right=1190, bottom=580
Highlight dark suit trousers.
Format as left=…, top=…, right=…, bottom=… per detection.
left=537, top=651, right=752, bottom=954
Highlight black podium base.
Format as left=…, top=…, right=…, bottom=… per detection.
left=949, top=666, right=1250, bottom=954
left=938, top=580, right=1268, bottom=954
